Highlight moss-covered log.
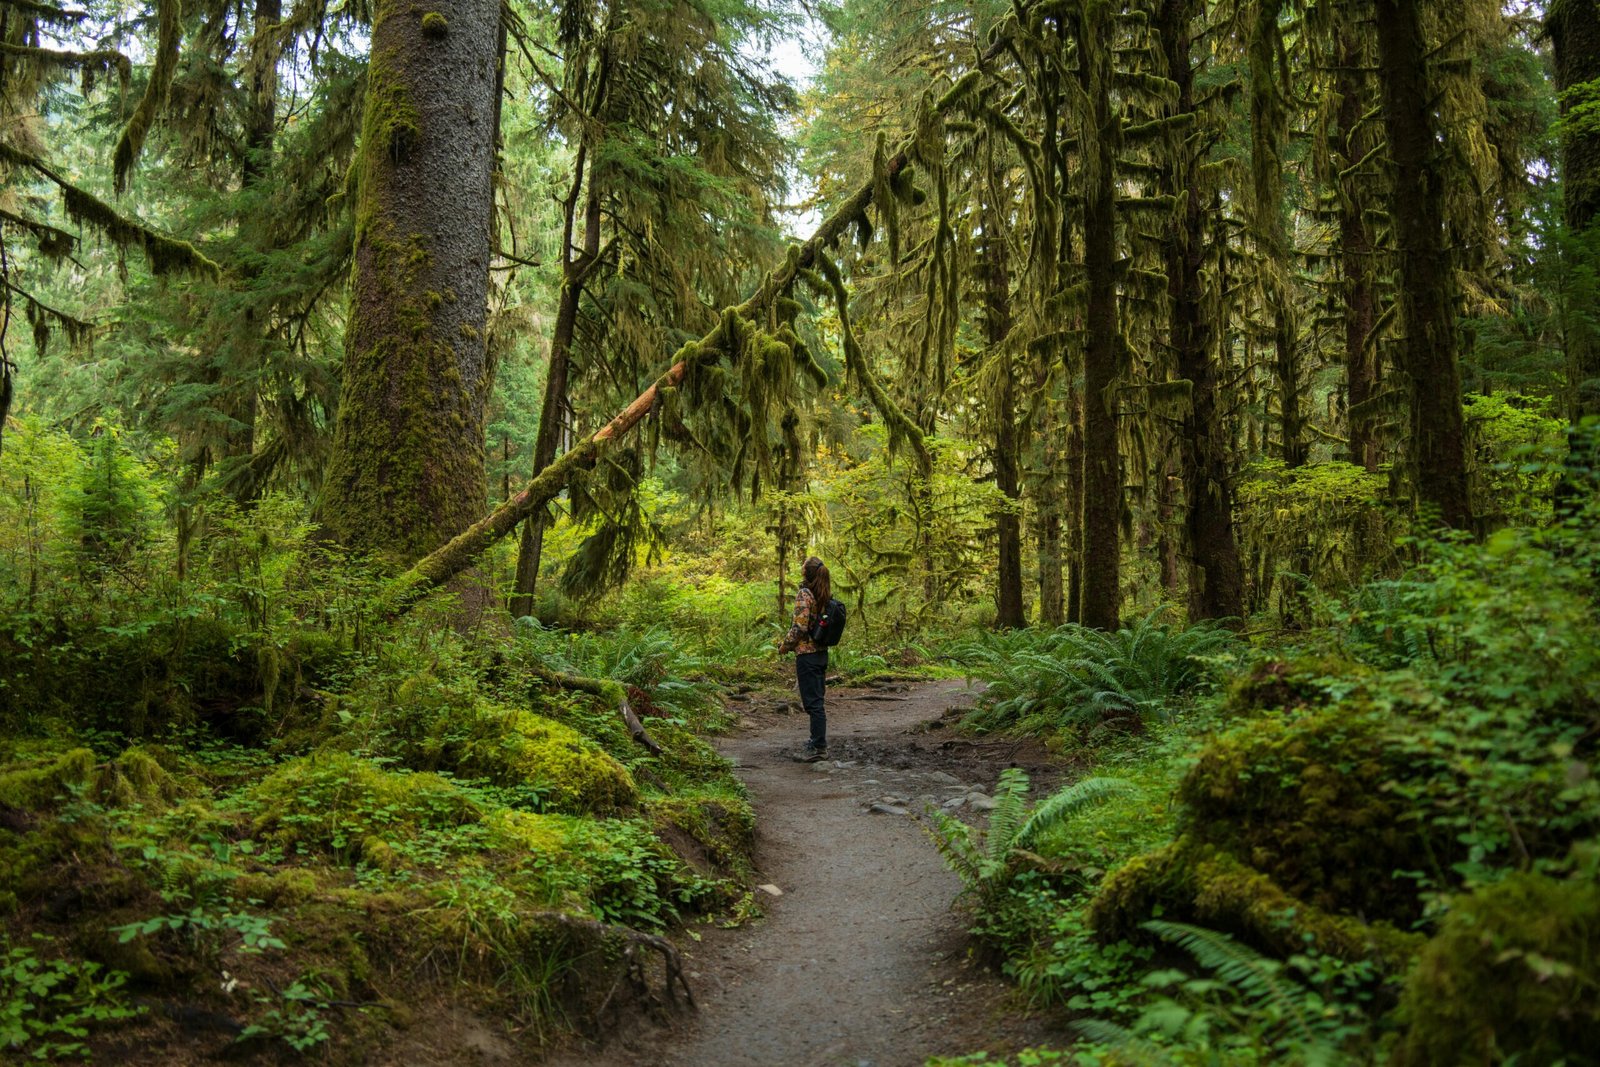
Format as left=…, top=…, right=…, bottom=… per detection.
left=318, top=0, right=500, bottom=564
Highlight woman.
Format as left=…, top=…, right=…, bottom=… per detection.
left=778, top=556, right=831, bottom=762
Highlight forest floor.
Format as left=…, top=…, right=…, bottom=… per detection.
left=542, top=678, right=1069, bottom=1067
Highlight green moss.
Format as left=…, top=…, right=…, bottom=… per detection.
left=1089, top=835, right=1422, bottom=969
left=1394, top=874, right=1600, bottom=1066
left=245, top=751, right=481, bottom=857
left=1176, top=702, right=1434, bottom=924
left=420, top=10, right=447, bottom=36
left=94, top=746, right=185, bottom=807
left=0, top=748, right=95, bottom=809
left=452, top=708, right=637, bottom=815
left=1220, top=654, right=1368, bottom=718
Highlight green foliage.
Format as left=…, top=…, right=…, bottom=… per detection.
left=952, top=611, right=1239, bottom=736
left=930, top=768, right=1133, bottom=903
left=0, top=936, right=142, bottom=1061
left=1394, top=873, right=1600, bottom=1066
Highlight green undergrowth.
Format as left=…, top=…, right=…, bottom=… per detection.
left=930, top=496, right=1600, bottom=1066
left=0, top=486, right=761, bottom=1067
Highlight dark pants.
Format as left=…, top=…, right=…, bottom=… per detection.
left=796, top=651, right=828, bottom=749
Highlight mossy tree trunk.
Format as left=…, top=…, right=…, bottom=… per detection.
left=1373, top=0, right=1473, bottom=530
left=1158, top=0, right=1243, bottom=622
left=981, top=162, right=1025, bottom=629
left=1074, top=0, right=1124, bottom=633
left=320, top=0, right=500, bottom=562
left=510, top=141, right=604, bottom=618
left=1336, top=25, right=1382, bottom=472
left=1249, top=0, right=1306, bottom=471
left=1548, top=0, right=1600, bottom=444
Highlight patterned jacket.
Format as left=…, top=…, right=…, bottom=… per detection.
left=779, top=586, right=819, bottom=655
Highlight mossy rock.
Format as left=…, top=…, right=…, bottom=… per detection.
left=1176, top=702, right=1442, bottom=925
left=245, top=751, right=481, bottom=858
left=1089, top=835, right=1422, bottom=970
left=447, top=707, right=637, bottom=815
left=1394, top=873, right=1600, bottom=1066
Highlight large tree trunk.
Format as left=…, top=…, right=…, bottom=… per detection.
left=1158, top=0, right=1243, bottom=622
left=1076, top=3, right=1123, bottom=633
left=1065, top=386, right=1085, bottom=626
left=1337, top=29, right=1381, bottom=472
left=1249, top=0, right=1305, bottom=470
left=510, top=145, right=602, bottom=618
left=320, top=0, right=500, bottom=561
left=1373, top=0, right=1473, bottom=530
left=1549, top=0, right=1600, bottom=443
left=982, top=167, right=1025, bottom=629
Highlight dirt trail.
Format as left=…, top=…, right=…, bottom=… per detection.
left=549, top=679, right=1065, bottom=1067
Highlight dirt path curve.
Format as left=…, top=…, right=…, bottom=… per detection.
left=550, top=679, right=1066, bottom=1067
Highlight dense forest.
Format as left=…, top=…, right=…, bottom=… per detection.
left=0, top=0, right=1596, bottom=1062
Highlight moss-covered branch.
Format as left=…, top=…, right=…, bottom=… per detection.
left=385, top=43, right=1004, bottom=611
left=113, top=0, right=182, bottom=194
left=814, top=253, right=931, bottom=470
left=0, top=141, right=220, bottom=277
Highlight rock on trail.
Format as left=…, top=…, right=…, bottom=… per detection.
left=544, top=679, right=1063, bottom=1067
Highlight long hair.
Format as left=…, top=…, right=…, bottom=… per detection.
left=802, top=556, right=831, bottom=607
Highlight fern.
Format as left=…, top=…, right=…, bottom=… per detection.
left=1012, top=777, right=1136, bottom=850
left=929, top=768, right=1132, bottom=901
left=949, top=608, right=1239, bottom=736
left=1142, top=921, right=1323, bottom=1050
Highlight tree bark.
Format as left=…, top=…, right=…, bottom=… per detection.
left=981, top=164, right=1025, bottom=629
left=1374, top=0, right=1474, bottom=530
left=1075, top=2, right=1123, bottom=632
left=1249, top=0, right=1305, bottom=470
left=510, top=143, right=602, bottom=618
left=1549, top=0, right=1600, bottom=428
left=1337, top=29, right=1382, bottom=472
left=1158, top=0, right=1244, bottom=622
left=320, top=0, right=500, bottom=562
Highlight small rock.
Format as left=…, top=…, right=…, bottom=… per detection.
left=869, top=803, right=910, bottom=816
left=811, top=762, right=834, bottom=773
left=757, top=883, right=783, bottom=897
left=881, top=795, right=910, bottom=806
left=862, top=779, right=881, bottom=786
left=967, top=792, right=997, bottom=811
left=928, top=770, right=961, bottom=785
left=941, top=796, right=966, bottom=810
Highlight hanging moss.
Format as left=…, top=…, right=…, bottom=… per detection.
left=112, top=0, right=182, bottom=194
left=1394, top=874, right=1600, bottom=1066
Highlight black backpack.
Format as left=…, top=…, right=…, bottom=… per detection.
left=810, top=597, right=847, bottom=648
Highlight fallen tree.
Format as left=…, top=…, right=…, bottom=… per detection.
left=382, top=63, right=998, bottom=616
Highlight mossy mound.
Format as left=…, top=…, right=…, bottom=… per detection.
left=1394, top=873, right=1600, bottom=1066
left=445, top=706, right=638, bottom=815
left=648, top=789, right=755, bottom=880
left=1175, top=703, right=1437, bottom=925
left=244, top=751, right=481, bottom=858
left=1088, top=835, right=1421, bottom=968
left=0, top=745, right=189, bottom=812
left=1088, top=700, right=1442, bottom=970
left=1220, top=654, right=1366, bottom=717
left=0, top=748, right=97, bottom=809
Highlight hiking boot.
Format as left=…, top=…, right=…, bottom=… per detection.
left=792, top=744, right=827, bottom=763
